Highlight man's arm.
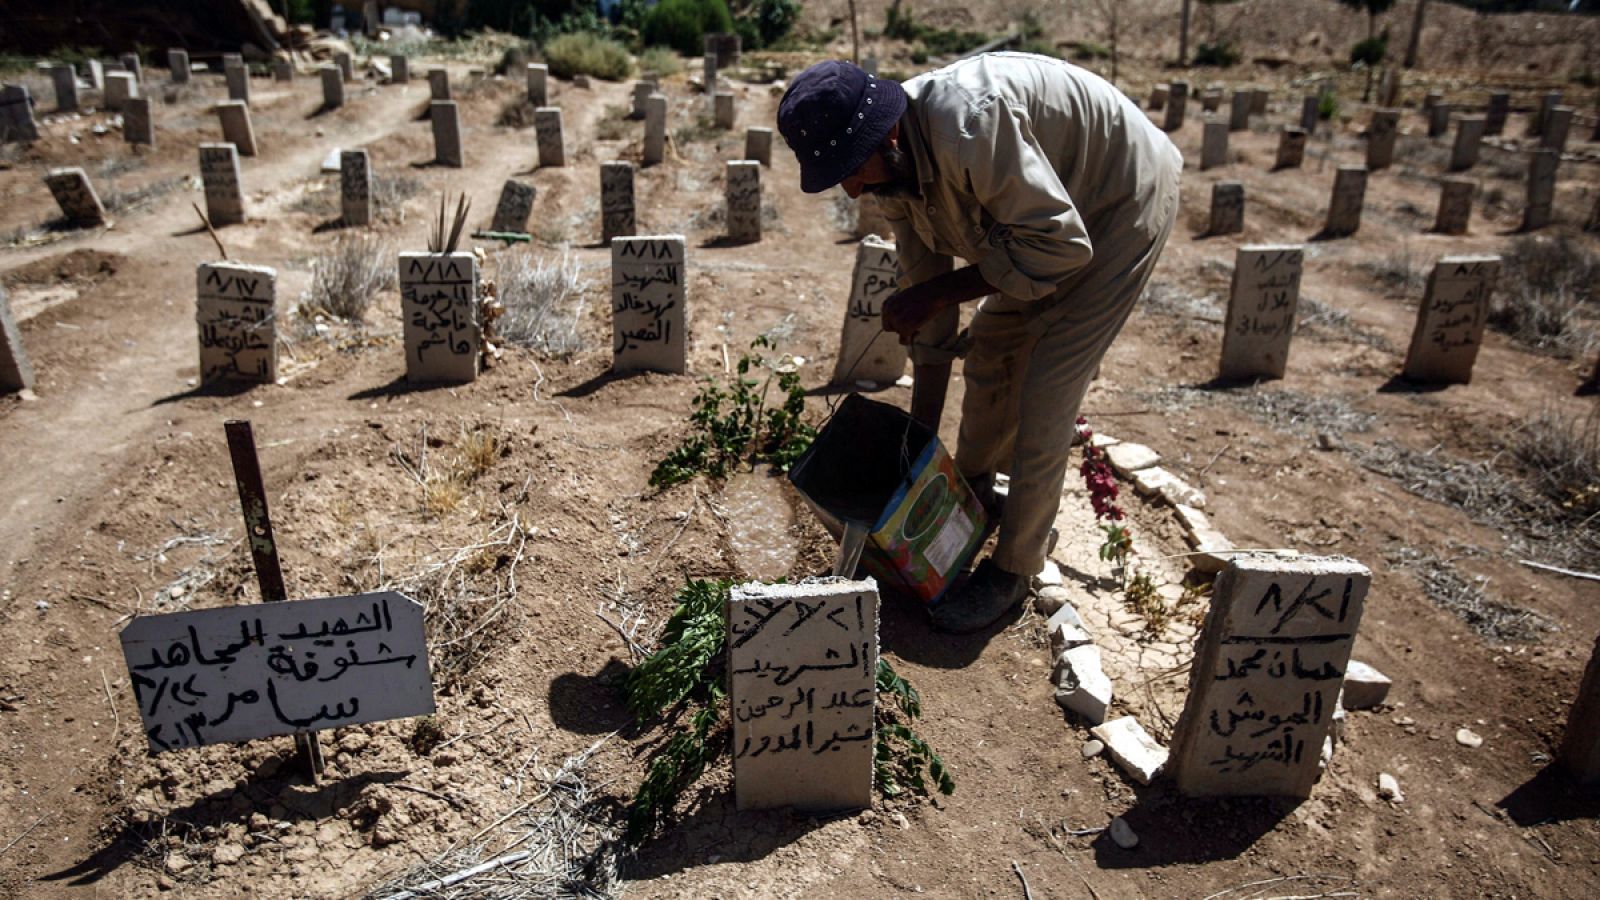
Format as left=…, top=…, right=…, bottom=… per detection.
left=883, top=266, right=996, bottom=431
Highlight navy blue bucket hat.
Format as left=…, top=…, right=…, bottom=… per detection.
left=777, top=61, right=907, bottom=194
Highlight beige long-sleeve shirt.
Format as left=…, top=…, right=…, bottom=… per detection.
left=880, top=53, right=1181, bottom=315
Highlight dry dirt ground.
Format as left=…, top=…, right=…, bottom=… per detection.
left=2, top=13, right=1600, bottom=900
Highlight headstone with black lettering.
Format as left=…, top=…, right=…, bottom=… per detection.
left=1449, top=115, right=1484, bottom=171
left=1523, top=149, right=1558, bottom=231
left=1274, top=127, right=1306, bottom=170
left=321, top=66, right=344, bottom=109
left=168, top=49, right=190, bottom=84
left=49, top=64, right=78, bottom=112
left=644, top=94, right=667, bottom=165
left=534, top=107, right=564, bottom=167
left=1209, top=181, right=1245, bottom=236
left=335, top=51, right=354, bottom=83
left=430, top=100, right=462, bottom=167
left=1402, top=255, right=1499, bottom=384
left=491, top=180, right=535, bottom=234
left=225, top=62, right=250, bottom=104
left=1366, top=108, right=1399, bottom=170
left=196, top=261, right=277, bottom=383
left=1170, top=554, right=1370, bottom=798
left=1300, top=94, right=1319, bottom=135
left=600, top=161, right=637, bottom=244
left=216, top=100, right=257, bottom=156
left=1484, top=91, right=1509, bottom=136
left=124, top=96, right=153, bottom=146
left=120, top=591, right=434, bottom=751
left=726, top=160, right=761, bottom=243
left=1200, top=119, right=1228, bottom=170
left=729, top=578, right=878, bottom=812
left=1427, top=103, right=1450, bottom=138
left=1434, top=178, right=1474, bottom=235
left=399, top=252, right=480, bottom=383
left=390, top=54, right=409, bottom=84
left=272, top=60, right=293, bottom=82
left=527, top=63, right=547, bottom=106
left=611, top=235, right=687, bottom=374
left=341, top=149, right=371, bottom=226
left=1163, top=81, right=1189, bottom=132
left=832, top=235, right=904, bottom=385
left=428, top=68, right=450, bottom=100
left=1541, top=106, right=1573, bottom=154
left=1323, top=166, right=1368, bottom=237
left=745, top=126, right=773, bottom=165
left=44, top=167, right=107, bottom=226
left=1219, top=245, right=1303, bottom=381
left=1228, top=89, right=1251, bottom=131
left=714, top=91, right=735, bottom=129
left=1, top=285, right=35, bottom=394
left=104, top=71, right=136, bottom=111
left=200, top=143, right=246, bottom=226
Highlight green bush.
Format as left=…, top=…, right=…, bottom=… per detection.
left=1350, top=34, right=1387, bottom=66
left=1318, top=90, right=1340, bottom=120
left=1193, top=41, right=1241, bottom=67
left=642, top=0, right=734, bottom=57
left=637, top=46, right=683, bottom=77
left=744, top=0, right=800, bottom=48
left=544, top=32, right=634, bottom=81
left=882, top=0, right=987, bottom=57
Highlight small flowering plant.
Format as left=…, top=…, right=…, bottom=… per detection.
left=1077, top=417, right=1133, bottom=578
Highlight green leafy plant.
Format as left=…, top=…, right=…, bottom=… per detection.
left=649, top=337, right=815, bottom=488
left=1193, top=40, right=1241, bottom=67
left=642, top=0, right=734, bottom=56
left=544, top=31, right=634, bottom=80
left=1317, top=88, right=1340, bottom=121
left=622, top=579, right=952, bottom=845
left=1098, top=523, right=1133, bottom=573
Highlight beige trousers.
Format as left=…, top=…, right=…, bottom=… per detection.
left=947, top=161, right=1181, bottom=576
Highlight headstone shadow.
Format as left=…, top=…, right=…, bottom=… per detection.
left=556, top=367, right=631, bottom=398
left=39, top=766, right=406, bottom=886
left=1090, top=788, right=1293, bottom=868
left=700, top=235, right=757, bottom=249
left=1497, top=762, right=1600, bottom=826
left=152, top=379, right=261, bottom=406
left=312, top=216, right=350, bottom=234
left=1376, top=374, right=1451, bottom=395
left=547, top=659, right=634, bottom=735
left=348, top=375, right=461, bottom=401
left=622, top=791, right=834, bottom=880
left=304, top=104, right=339, bottom=120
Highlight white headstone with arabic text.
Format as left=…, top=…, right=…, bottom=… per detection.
left=400, top=252, right=480, bottom=383
left=1219, top=245, right=1303, bottom=381
left=197, top=261, right=277, bottom=384
left=832, top=236, right=904, bottom=385
left=611, top=236, right=687, bottom=374
left=1402, top=255, right=1500, bottom=384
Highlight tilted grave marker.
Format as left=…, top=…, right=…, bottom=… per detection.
left=1170, top=555, right=1370, bottom=798
left=726, top=160, right=761, bottom=243
left=600, top=161, right=637, bottom=244
left=1323, top=166, right=1368, bottom=237
left=729, top=579, right=879, bottom=812
left=85, top=59, right=103, bottom=90
left=745, top=126, right=773, bottom=165
left=1366, top=109, right=1399, bottom=171
left=335, top=51, right=354, bottom=83
left=526, top=63, right=547, bottom=106
left=491, top=180, right=536, bottom=234
left=50, top=64, right=78, bottom=112
left=196, top=261, right=277, bottom=384
left=104, top=71, right=136, bottom=111
left=1541, top=106, right=1573, bottom=153
left=1208, top=181, right=1245, bottom=236
left=643, top=94, right=667, bottom=165
left=1449, top=115, right=1484, bottom=171
left=341, top=148, right=371, bottom=225
left=832, top=235, right=905, bottom=385
left=428, top=67, right=450, bottom=100
left=1560, top=634, right=1600, bottom=786
left=121, top=591, right=433, bottom=752
left=225, top=62, right=250, bottom=104
left=714, top=91, right=736, bottom=129
left=1, top=84, right=40, bottom=142
left=1219, top=245, right=1304, bottom=381
left=1200, top=119, right=1228, bottom=170
left=1274, top=127, right=1306, bottom=170
left=200, top=142, right=246, bottom=226
left=1228, top=89, right=1251, bottom=131
left=1, top=285, right=35, bottom=394
left=123, top=96, right=154, bottom=146
left=168, top=49, right=190, bottom=84
left=1522, top=149, right=1558, bottom=231
left=431, top=100, right=463, bottom=167
left=534, top=107, right=564, bottom=167
left=44, top=167, right=107, bottom=226
left=1484, top=91, right=1509, bottom=136
left=216, top=100, right=258, bottom=156
left=321, top=65, right=345, bottom=109
left=611, top=235, right=687, bottom=375
left=1163, top=80, right=1189, bottom=132
left=1433, top=177, right=1474, bottom=235
left=399, top=252, right=480, bottom=384
left=1401, top=255, right=1500, bottom=384
left=390, top=54, right=409, bottom=84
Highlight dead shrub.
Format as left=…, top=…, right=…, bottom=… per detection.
left=1364, top=239, right=1424, bottom=294
left=595, top=104, right=631, bottom=141
left=1514, top=407, right=1600, bottom=526
left=495, top=247, right=589, bottom=355
left=306, top=233, right=395, bottom=321
left=1492, top=234, right=1599, bottom=358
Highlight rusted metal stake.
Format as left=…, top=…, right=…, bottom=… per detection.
left=224, top=419, right=326, bottom=782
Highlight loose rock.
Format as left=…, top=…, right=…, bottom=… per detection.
left=1108, top=816, right=1139, bottom=850
left=1106, top=442, right=1160, bottom=476
left=1091, top=716, right=1169, bottom=785
left=1378, top=772, right=1403, bottom=802
left=1081, top=739, right=1105, bottom=758
left=1053, top=645, right=1113, bottom=724
left=1342, top=660, right=1393, bottom=710
left=1456, top=728, right=1483, bottom=748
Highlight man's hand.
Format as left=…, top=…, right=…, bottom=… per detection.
left=882, top=286, right=941, bottom=345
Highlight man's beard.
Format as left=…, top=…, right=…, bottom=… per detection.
left=862, top=144, right=920, bottom=199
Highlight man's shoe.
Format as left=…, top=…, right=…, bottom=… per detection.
left=929, top=559, right=1029, bottom=634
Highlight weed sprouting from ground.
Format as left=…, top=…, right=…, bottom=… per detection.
left=1298, top=294, right=1396, bottom=351
left=1137, top=280, right=1222, bottom=323
left=494, top=247, right=589, bottom=355
left=372, top=174, right=424, bottom=222
left=1513, top=407, right=1600, bottom=526
left=102, top=176, right=188, bottom=215
left=305, top=233, right=395, bottom=321
left=1492, top=234, right=1599, bottom=358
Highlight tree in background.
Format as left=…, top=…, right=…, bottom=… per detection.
left=642, top=0, right=734, bottom=56
left=1403, top=0, right=1426, bottom=68
left=1339, top=0, right=1395, bottom=100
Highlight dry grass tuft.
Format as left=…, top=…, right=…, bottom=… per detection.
left=1514, top=407, right=1600, bottom=526
left=1392, top=549, right=1555, bottom=642
left=1492, top=234, right=1599, bottom=358
left=306, top=233, right=395, bottom=321
left=495, top=248, right=589, bottom=355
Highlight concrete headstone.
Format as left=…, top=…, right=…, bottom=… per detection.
left=600, top=161, right=637, bottom=244
left=1201, top=86, right=1223, bottom=113
left=1529, top=90, right=1561, bottom=137
left=168, top=49, right=190, bottom=84
left=390, top=54, right=409, bottom=84
left=399, top=252, right=480, bottom=383
left=44, top=167, right=107, bottom=226
left=1200, top=119, right=1228, bottom=170
left=1449, top=115, right=1485, bottom=171
left=527, top=63, right=547, bottom=106
left=341, top=148, right=372, bottom=226
left=1208, top=181, right=1245, bottom=236
left=321, top=66, right=345, bottom=109
left=216, top=100, right=257, bottom=156
left=707, top=32, right=741, bottom=67
left=643, top=94, right=667, bottom=165
left=1366, top=109, right=1399, bottom=171
left=611, top=235, right=687, bottom=374
left=1427, top=103, right=1450, bottom=138
left=1148, top=84, right=1168, bottom=111
left=1323, top=166, right=1368, bottom=237
left=1522, top=149, right=1558, bottom=231
left=831, top=235, right=905, bottom=386
left=1300, top=95, right=1319, bottom=135
left=534, top=107, right=564, bottom=167
left=702, top=39, right=718, bottom=94
left=1541, top=105, right=1573, bottom=153
left=120, top=52, right=142, bottom=83
left=1484, top=91, right=1509, bottom=136
left=85, top=59, right=104, bottom=90
left=0, top=84, right=38, bottom=143
left=1250, top=89, right=1268, bottom=115
left=714, top=91, right=736, bottom=129
left=1228, top=89, right=1251, bottom=131
left=428, top=68, right=450, bottom=100
left=0, top=285, right=35, bottom=394
left=490, top=180, right=535, bottom=234
left=1163, top=81, right=1189, bottom=132
left=1401, top=255, right=1500, bottom=384
left=199, top=142, right=246, bottom=226
left=745, top=126, right=773, bottom=165
left=104, top=71, right=136, bottom=111
left=335, top=51, right=354, bottom=83
left=1274, top=127, right=1306, bottom=169
left=1433, top=177, right=1474, bottom=235
left=1562, top=635, right=1600, bottom=786
left=1378, top=68, right=1399, bottom=107
left=726, top=160, right=761, bottom=243
left=225, top=62, right=250, bottom=104
left=49, top=64, right=78, bottom=112
left=1170, top=554, right=1371, bottom=798
left=196, top=261, right=277, bottom=383
left=272, top=60, right=293, bottom=82
left=728, top=579, right=878, bottom=812
left=1219, top=245, right=1304, bottom=381
left=123, top=96, right=154, bottom=146
left=631, top=79, right=655, bottom=118
left=430, top=100, right=463, bottom=167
